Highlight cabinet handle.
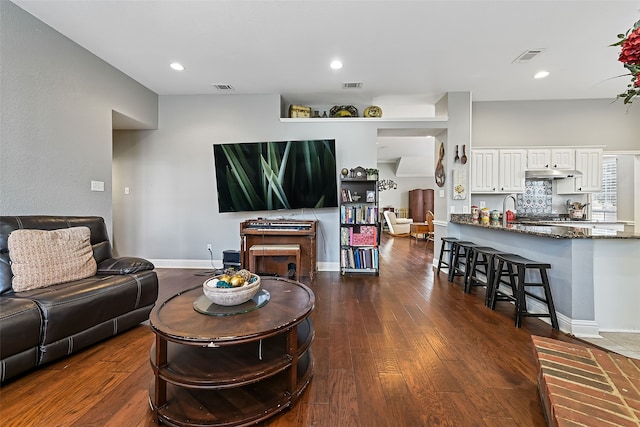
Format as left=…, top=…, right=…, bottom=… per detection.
left=553, top=164, right=558, bottom=168
left=545, top=164, right=549, bottom=168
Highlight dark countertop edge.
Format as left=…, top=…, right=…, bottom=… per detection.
left=449, top=217, right=640, bottom=240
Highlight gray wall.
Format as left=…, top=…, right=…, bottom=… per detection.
left=470, top=99, right=639, bottom=218
left=472, top=99, right=639, bottom=151
left=4, top=1, right=638, bottom=269
left=113, top=95, right=380, bottom=266
left=0, top=2, right=158, bottom=233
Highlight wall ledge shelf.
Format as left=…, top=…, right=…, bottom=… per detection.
left=279, top=117, right=448, bottom=124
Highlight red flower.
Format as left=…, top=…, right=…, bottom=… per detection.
left=619, top=27, right=640, bottom=64
left=614, top=19, right=640, bottom=104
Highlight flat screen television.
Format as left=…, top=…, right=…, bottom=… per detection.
left=213, top=139, right=338, bottom=213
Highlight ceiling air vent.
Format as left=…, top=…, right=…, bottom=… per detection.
left=212, top=84, right=234, bottom=91
left=512, top=48, right=545, bottom=64
left=342, top=82, right=363, bottom=89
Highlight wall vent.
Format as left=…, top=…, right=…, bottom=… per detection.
left=212, top=84, right=234, bottom=90
left=342, top=82, right=363, bottom=89
left=512, top=48, right=545, bottom=64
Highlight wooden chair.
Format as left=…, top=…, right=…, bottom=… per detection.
left=425, top=211, right=435, bottom=243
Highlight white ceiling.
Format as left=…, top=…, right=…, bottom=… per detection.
left=10, top=0, right=640, bottom=174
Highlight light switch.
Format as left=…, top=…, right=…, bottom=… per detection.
left=91, top=181, right=105, bottom=192
left=450, top=206, right=456, bottom=214
left=463, top=205, right=469, bottom=213
left=124, top=187, right=130, bottom=195
left=439, top=190, right=445, bottom=198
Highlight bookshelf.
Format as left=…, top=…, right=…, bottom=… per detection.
left=339, top=178, right=380, bottom=275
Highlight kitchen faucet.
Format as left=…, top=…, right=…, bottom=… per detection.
left=502, top=194, right=517, bottom=227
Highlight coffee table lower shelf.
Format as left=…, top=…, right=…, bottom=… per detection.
left=149, top=352, right=313, bottom=426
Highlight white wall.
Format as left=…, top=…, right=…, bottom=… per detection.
left=617, top=155, right=635, bottom=222
left=377, top=162, right=435, bottom=211
left=0, top=2, right=158, bottom=233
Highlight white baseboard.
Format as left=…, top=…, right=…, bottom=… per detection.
left=149, top=259, right=342, bottom=272
left=318, top=261, right=340, bottom=271
left=149, top=259, right=224, bottom=269
left=517, top=296, right=600, bottom=337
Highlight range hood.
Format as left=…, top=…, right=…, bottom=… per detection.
left=525, top=169, right=583, bottom=179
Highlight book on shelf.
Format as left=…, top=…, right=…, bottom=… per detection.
left=340, top=205, right=378, bottom=225
left=349, top=225, right=377, bottom=246
left=340, top=247, right=379, bottom=269
left=341, top=188, right=352, bottom=202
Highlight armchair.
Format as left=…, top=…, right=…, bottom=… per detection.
left=383, top=211, right=413, bottom=236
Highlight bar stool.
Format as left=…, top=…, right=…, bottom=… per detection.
left=447, top=241, right=478, bottom=283
left=464, top=247, right=506, bottom=304
left=489, top=253, right=559, bottom=330
left=436, top=237, right=460, bottom=276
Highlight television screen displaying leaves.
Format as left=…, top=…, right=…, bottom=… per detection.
left=213, top=139, right=338, bottom=213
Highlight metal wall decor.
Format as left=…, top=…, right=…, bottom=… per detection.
left=378, top=179, right=398, bottom=191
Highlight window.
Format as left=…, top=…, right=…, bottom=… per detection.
left=591, top=156, right=617, bottom=221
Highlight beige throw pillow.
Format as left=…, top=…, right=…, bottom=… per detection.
left=8, top=226, right=97, bottom=292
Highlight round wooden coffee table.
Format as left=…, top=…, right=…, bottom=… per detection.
left=148, top=276, right=315, bottom=426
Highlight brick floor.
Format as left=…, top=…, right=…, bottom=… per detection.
left=532, top=336, right=640, bottom=427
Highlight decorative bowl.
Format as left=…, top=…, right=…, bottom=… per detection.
left=202, top=274, right=261, bottom=306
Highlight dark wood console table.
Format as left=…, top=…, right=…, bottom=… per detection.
left=240, top=219, right=317, bottom=280
left=149, top=277, right=315, bottom=426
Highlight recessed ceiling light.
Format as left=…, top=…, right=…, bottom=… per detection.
left=170, top=62, right=184, bottom=71
left=330, top=60, right=343, bottom=70
left=534, top=70, right=550, bottom=79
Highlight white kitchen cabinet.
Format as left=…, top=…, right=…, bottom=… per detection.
left=552, top=149, right=575, bottom=169
left=527, top=148, right=575, bottom=170
left=527, top=149, right=551, bottom=170
left=471, top=149, right=499, bottom=192
left=557, top=148, right=602, bottom=194
left=471, top=149, right=525, bottom=193
left=499, top=149, right=527, bottom=192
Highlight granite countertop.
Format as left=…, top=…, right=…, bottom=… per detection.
left=449, top=215, right=640, bottom=240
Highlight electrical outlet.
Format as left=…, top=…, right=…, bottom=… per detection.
left=207, top=244, right=212, bottom=251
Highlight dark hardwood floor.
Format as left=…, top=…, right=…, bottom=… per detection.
left=0, top=233, right=587, bottom=426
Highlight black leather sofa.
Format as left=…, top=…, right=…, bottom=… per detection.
left=0, top=216, right=158, bottom=384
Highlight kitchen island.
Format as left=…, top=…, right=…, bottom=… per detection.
left=447, top=215, right=640, bottom=337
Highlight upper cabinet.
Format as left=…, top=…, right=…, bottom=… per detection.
left=471, top=149, right=526, bottom=193
left=552, top=149, right=576, bottom=169
left=499, top=149, right=527, bottom=192
left=526, top=148, right=575, bottom=170
left=557, top=148, right=603, bottom=194
left=470, top=149, right=499, bottom=192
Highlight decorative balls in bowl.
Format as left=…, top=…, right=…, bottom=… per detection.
left=202, top=269, right=261, bottom=306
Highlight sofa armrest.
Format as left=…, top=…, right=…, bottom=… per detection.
left=96, top=257, right=154, bottom=275
left=396, top=218, right=414, bottom=224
